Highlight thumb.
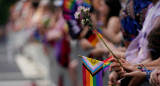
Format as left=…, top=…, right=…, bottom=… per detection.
left=109, top=58, right=118, bottom=63
left=120, top=59, right=126, bottom=63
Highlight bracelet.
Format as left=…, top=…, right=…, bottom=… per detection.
left=137, top=63, right=153, bottom=81
left=143, top=69, right=152, bottom=81
left=137, top=63, right=146, bottom=71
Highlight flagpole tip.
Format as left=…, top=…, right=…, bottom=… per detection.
left=78, top=55, right=82, bottom=58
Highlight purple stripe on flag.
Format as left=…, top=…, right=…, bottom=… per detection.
left=99, top=70, right=103, bottom=86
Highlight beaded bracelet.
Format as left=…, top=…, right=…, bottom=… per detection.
left=143, top=69, right=152, bottom=81
left=137, top=64, right=153, bottom=81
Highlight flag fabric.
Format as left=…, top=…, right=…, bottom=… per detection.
left=81, top=0, right=92, bottom=8
left=54, top=35, right=70, bottom=68
left=63, top=0, right=78, bottom=20
left=82, top=56, right=103, bottom=86
left=97, top=27, right=103, bottom=34
left=82, top=56, right=113, bottom=86
left=85, top=29, right=103, bottom=47
left=85, top=30, right=99, bottom=47
left=49, top=16, right=70, bottom=68
left=63, top=0, right=92, bottom=20
left=67, top=20, right=81, bottom=39
left=103, top=56, right=113, bottom=72
left=63, top=0, right=92, bottom=39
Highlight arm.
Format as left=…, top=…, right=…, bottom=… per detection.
left=102, top=17, right=122, bottom=44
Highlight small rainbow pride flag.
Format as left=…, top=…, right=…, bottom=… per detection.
left=82, top=56, right=103, bottom=86
left=81, top=56, right=112, bottom=86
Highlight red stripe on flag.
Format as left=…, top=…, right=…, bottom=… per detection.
left=82, top=65, right=86, bottom=86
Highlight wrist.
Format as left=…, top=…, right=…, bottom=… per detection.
left=141, top=72, right=147, bottom=78
left=135, top=63, right=146, bottom=71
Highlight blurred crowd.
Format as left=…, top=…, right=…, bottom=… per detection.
left=1, top=0, right=160, bottom=86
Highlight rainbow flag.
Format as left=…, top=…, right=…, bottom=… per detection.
left=81, top=0, right=92, bottom=8
left=97, top=28, right=103, bottom=34
left=63, top=0, right=92, bottom=20
left=82, top=56, right=113, bottom=86
left=82, top=56, right=103, bottom=86
left=103, top=56, right=112, bottom=72
left=63, top=0, right=78, bottom=20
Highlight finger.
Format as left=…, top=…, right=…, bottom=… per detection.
left=119, top=73, right=125, bottom=78
left=157, top=75, right=160, bottom=85
left=113, top=77, right=117, bottom=85
left=110, top=62, right=121, bottom=67
left=109, top=78, right=116, bottom=85
left=153, top=70, right=159, bottom=84
left=117, top=71, right=125, bottom=77
left=120, top=59, right=126, bottom=63
left=151, top=71, right=158, bottom=86
left=149, top=73, right=154, bottom=86
left=113, top=67, right=122, bottom=71
left=114, top=68, right=125, bottom=76
left=109, top=58, right=118, bottom=63
left=109, top=67, right=112, bottom=72
left=108, top=81, right=116, bottom=85
left=117, top=80, right=121, bottom=85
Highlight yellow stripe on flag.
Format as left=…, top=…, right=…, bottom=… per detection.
left=90, top=73, right=93, bottom=86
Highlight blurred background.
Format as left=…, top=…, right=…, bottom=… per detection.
left=0, top=0, right=127, bottom=86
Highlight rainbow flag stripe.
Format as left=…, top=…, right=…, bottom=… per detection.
left=81, top=0, right=92, bottom=8
left=81, top=56, right=113, bottom=86
left=63, top=0, right=78, bottom=20
left=82, top=56, right=103, bottom=86
left=83, top=65, right=103, bottom=86
left=82, top=56, right=104, bottom=75
left=103, top=56, right=112, bottom=72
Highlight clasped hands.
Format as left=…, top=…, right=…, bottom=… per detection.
left=108, top=58, right=147, bottom=86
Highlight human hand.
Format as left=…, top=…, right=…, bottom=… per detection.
left=149, top=69, right=160, bottom=86
left=109, top=58, right=138, bottom=78
left=109, top=71, right=118, bottom=85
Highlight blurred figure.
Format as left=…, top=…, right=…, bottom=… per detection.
left=120, top=0, right=150, bottom=48
left=109, top=0, right=160, bottom=85
left=89, top=0, right=125, bottom=58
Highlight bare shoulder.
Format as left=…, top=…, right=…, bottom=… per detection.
left=153, top=16, right=160, bottom=28
left=107, top=16, right=121, bottom=31
left=108, top=16, right=120, bottom=24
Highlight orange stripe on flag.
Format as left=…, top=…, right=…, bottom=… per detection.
left=86, top=69, right=90, bottom=86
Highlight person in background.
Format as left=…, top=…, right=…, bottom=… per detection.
left=89, top=0, right=125, bottom=58
left=109, top=0, right=151, bottom=85
left=109, top=0, right=160, bottom=85
left=109, top=25, right=160, bottom=86
left=120, top=0, right=151, bottom=48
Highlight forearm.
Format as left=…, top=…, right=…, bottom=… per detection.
left=134, top=58, right=160, bottom=70
left=143, top=58, right=160, bottom=67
